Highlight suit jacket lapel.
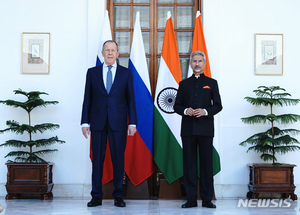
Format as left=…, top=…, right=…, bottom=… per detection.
left=97, top=64, right=107, bottom=94
left=110, top=64, right=120, bottom=93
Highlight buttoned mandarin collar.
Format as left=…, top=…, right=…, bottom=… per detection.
left=193, top=73, right=205, bottom=79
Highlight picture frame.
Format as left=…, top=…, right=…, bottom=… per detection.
left=255, top=34, right=283, bottom=75
left=21, top=32, right=50, bottom=74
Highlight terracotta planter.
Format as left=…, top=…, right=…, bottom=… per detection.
left=5, top=163, right=54, bottom=200
left=247, top=163, right=297, bottom=200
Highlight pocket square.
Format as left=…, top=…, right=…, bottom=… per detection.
left=203, top=86, right=210, bottom=89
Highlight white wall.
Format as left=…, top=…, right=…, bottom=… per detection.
left=0, top=0, right=300, bottom=198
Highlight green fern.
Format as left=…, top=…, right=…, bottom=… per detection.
left=239, top=86, right=300, bottom=164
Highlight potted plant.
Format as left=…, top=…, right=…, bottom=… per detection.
left=239, top=86, right=300, bottom=200
left=0, top=89, right=65, bottom=199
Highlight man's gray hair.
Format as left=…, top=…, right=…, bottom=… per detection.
left=102, top=40, right=119, bottom=51
left=189, top=51, right=206, bottom=62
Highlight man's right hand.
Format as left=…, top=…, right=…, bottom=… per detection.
left=82, top=127, right=90, bottom=139
left=186, top=107, right=194, bottom=116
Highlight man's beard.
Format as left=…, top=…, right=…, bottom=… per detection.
left=194, top=67, right=202, bottom=72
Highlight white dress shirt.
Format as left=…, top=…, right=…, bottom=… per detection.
left=103, top=62, right=117, bottom=89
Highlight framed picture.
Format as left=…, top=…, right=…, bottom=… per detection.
left=21, top=32, right=50, bottom=74
left=255, top=34, right=283, bottom=75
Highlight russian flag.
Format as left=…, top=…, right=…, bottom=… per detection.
left=96, top=10, right=112, bottom=66
left=125, top=11, right=154, bottom=186
left=90, top=10, right=114, bottom=184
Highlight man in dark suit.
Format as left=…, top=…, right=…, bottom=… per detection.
left=81, top=40, right=137, bottom=207
left=174, top=51, right=222, bottom=209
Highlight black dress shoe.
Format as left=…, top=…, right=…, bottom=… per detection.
left=181, top=201, right=198, bottom=208
left=87, top=197, right=102, bottom=207
left=202, top=201, right=216, bottom=208
left=114, top=198, right=126, bottom=207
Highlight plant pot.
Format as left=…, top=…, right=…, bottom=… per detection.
left=5, top=162, right=54, bottom=200
left=247, top=163, right=297, bottom=200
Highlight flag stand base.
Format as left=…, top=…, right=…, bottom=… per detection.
left=158, top=179, right=182, bottom=199
left=126, top=180, right=149, bottom=199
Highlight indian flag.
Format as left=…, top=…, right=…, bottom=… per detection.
left=154, top=12, right=183, bottom=184
left=187, top=11, right=211, bottom=78
left=187, top=11, right=221, bottom=176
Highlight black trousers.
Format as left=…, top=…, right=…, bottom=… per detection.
left=90, top=123, right=127, bottom=199
left=182, top=135, right=214, bottom=202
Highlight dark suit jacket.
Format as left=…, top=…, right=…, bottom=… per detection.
left=81, top=64, right=137, bottom=131
left=174, top=74, right=222, bottom=137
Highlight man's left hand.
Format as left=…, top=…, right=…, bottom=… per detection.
left=128, top=126, right=137, bottom=136
left=193, top=108, right=206, bottom=117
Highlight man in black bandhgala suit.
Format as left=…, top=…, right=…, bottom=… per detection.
left=174, top=51, right=222, bottom=209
